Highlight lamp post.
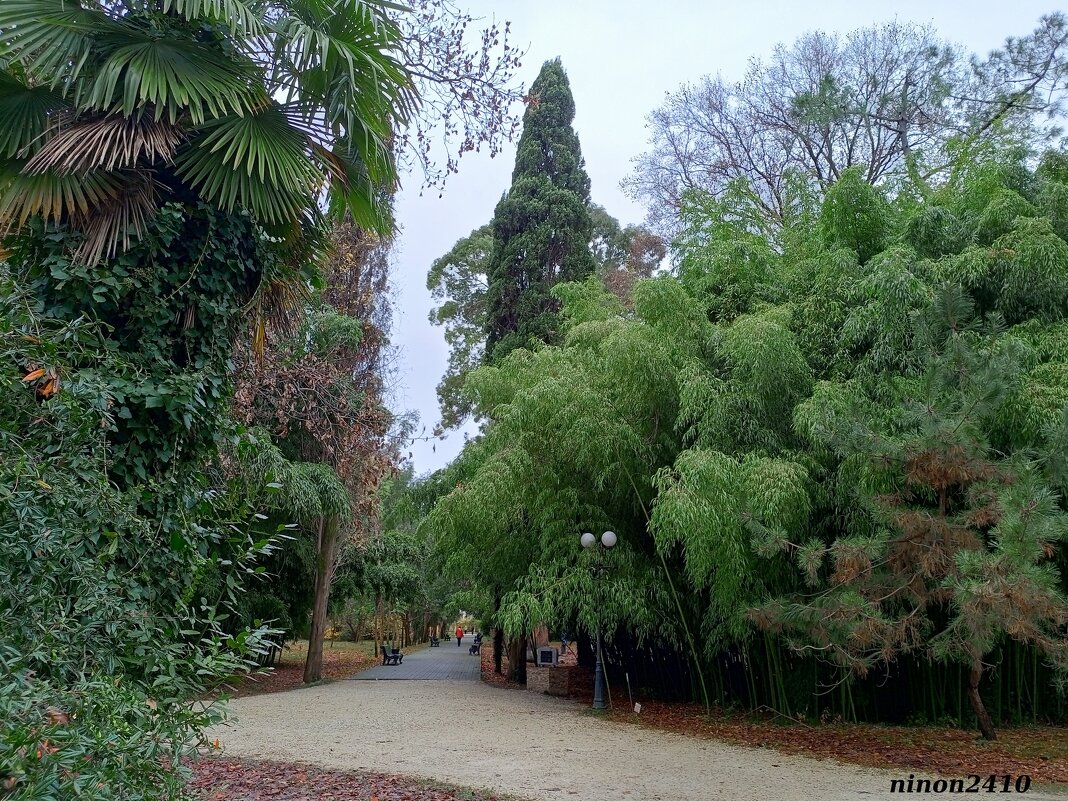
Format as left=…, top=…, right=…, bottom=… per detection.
left=581, top=530, right=616, bottom=710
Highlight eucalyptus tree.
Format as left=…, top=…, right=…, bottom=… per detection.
left=427, top=224, right=493, bottom=431
left=232, top=220, right=397, bottom=683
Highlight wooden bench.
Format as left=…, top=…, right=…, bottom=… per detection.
left=429, top=636, right=440, bottom=647
left=382, top=648, right=403, bottom=666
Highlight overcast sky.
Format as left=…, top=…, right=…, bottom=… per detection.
left=388, top=0, right=1060, bottom=476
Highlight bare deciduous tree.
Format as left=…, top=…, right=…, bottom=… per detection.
left=627, top=15, right=1068, bottom=234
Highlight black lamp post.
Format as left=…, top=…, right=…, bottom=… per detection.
left=580, top=529, right=617, bottom=710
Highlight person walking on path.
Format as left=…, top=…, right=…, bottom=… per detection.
left=455, top=625, right=464, bottom=647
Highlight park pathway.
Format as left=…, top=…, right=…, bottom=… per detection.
left=210, top=647, right=1068, bottom=801
left=354, top=641, right=480, bottom=681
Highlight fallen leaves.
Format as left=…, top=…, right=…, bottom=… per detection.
left=219, top=644, right=376, bottom=699
left=186, top=758, right=510, bottom=801
left=480, top=650, right=1068, bottom=784
left=600, top=699, right=1068, bottom=784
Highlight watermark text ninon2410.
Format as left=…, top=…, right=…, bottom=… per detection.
left=890, top=775, right=1032, bottom=794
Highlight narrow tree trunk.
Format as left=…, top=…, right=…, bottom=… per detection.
left=505, top=634, right=527, bottom=683
left=968, top=665, right=997, bottom=741
left=304, top=516, right=340, bottom=684
left=493, top=586, right=504, bottom=675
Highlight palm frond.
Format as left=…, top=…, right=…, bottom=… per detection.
left=268, top=0, right=415, bottom=128
left=0, top=0, right=124, bottom=87
left=244, top=274, right=312, bottom=358
left=83, top=36, right=263, bottom=124
left=0, top=0, right=415, bottom=255
left=70, top=170, right=157, bottom=265
left=0, top=162, right=156, bottom=263
left=160, top=0, right=265, bottom=37
left=314, top=139, right=391, bottom=233
left=25, top=115, right=184, bottom=173
left=0, top=163, right=123, bottom=228
left=0, top=69, right=69, bottom=158
left=176, top=103, right=319, bottom=223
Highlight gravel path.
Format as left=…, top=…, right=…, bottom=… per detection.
left=207, top=678, right=1068, bottom=801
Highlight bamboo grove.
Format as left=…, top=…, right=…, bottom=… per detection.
left=424, top=151, right=1068, bottom=738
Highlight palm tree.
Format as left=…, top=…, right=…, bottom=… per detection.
left=0, top=0, right=416, bottom=266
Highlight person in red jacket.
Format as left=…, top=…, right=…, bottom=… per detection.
left=455, top=625, right=464, bottom=647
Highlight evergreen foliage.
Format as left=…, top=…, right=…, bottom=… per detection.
left=0, top=0, right=414, bottom=265
left=483, top=59, right=595, bottom=363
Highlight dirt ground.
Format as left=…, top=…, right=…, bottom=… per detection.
left=204, top=679, right=1068, bottom=801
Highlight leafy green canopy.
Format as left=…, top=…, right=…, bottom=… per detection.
left=426, top=224, right=492, bottom=430
left=427, top=147, right=1068, bottom=730
left=483, top=58, right=595, bottom=363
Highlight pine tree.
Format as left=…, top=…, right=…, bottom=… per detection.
left=484, top=58, right=595, bottom=362
left=768, top=288, right=1068, bottom=740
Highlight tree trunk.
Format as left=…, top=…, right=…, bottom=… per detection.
left=493, top=587, right=504, bottom=675
left=968, top=665, right=997, bottom=741
left=505, top=634, right=527, bottom=683
left=374, top=595, right=385, bottom=656
left=304, top=515, right=340, bottom=684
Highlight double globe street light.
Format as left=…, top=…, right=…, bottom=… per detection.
left=580, top=530, right=616, bottom=710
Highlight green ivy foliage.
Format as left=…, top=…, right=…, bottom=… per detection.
left=4, top=204, right=289, bottom=486
left=0, top=285, right=275, bottom=800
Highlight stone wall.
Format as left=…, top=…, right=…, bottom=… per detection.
left=525, top=665, right=580, bottom=697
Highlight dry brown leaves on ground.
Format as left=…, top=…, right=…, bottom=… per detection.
left=221, top=645, right=376, bottom=698
left=480, top=648, right=1067, bottom=784
left=604, top=699, right=1068, bottom=784
left=478, top=644, right=522, bottom=690
left=188, top=758, right=509, bottom=801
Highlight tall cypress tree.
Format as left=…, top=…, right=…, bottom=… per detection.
left=484, top=58, right=595, bottom=362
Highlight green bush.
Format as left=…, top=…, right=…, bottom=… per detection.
left=0, top=286, right=274, bottom=801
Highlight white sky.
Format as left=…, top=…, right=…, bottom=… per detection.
left=389, top=0, right=1061, bottom=475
